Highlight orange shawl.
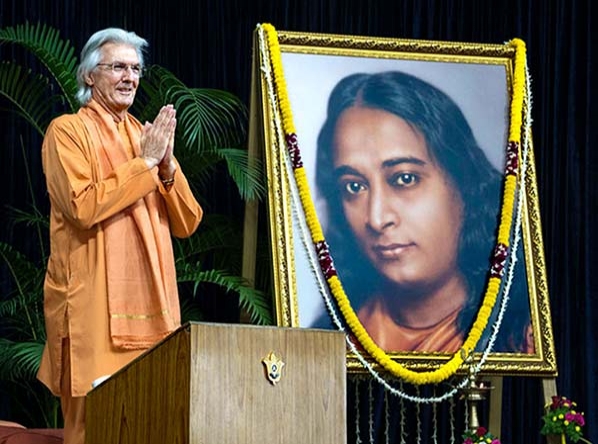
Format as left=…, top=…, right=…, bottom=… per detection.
left=79, top=100, right=180, bottom=349
left=357, top=297, right=463, bottom=352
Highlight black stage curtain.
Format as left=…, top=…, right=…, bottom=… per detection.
left=1, top=1, right=596, bottom=443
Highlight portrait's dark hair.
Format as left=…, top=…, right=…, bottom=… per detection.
left=315, top=71, right=530, bottom=352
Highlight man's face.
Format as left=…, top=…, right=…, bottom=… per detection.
left=332, top=106, right=464, bottom=293
left=87, top=42, right=140, bottom=117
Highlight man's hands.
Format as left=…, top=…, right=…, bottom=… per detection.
left=140, top=104, right=177, bottom=179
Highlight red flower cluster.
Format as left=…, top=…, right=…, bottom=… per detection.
left=462, top=426, right=500, bottom=444
left=550, top=396, right=585, bottom=427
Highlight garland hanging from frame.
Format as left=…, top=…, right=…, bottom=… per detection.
left=257, top=23, right=532, bottom=391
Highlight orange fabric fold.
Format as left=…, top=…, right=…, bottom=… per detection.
left=357, top=297, right=463, bottom=353
left=79, top=100, right=180, bottom=349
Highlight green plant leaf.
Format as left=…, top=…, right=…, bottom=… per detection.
left=0, top=61, right=63, bottom=135
left=0, top=241, right=46, bottom=340
left=137, top=65, right=248, bottom=152
left=134, top=65, right=265, bottom=202
left=0, top=339, right=44, bottom=381
left=4, top=204, right=50, bottom=230
left=214, top=148, right=265, bottom=201
left=0, top=22, right=79, bottom=112
left=174, top=214, right=243, bottom=260
left=171, top=86, right=247, bottom=152
left=176, top=266, right=273, bottom=325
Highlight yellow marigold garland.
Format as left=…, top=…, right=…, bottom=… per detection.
left=262, top=23, right=528, bottom=385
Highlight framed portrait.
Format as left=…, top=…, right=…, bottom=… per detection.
left=250, top=25, right=557, bottom=378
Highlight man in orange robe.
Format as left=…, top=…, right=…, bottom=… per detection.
left=37, top=28, right=203, bottom=444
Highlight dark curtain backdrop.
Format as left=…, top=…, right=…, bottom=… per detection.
left=1, top=1, right=595, bottom=443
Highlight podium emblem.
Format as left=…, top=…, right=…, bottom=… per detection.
left=262, top=351, right=285, bottom=385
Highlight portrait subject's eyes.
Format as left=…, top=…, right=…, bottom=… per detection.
left=340, top=180, right=367, bottom=197
left=391, top=172, right=420, bottom=188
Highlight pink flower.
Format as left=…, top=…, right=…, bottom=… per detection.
left=575, top=413, right=585, bottom=427
left=476, top=427, right=487, bottom=437
left=464, top=439, right=474, bottom=444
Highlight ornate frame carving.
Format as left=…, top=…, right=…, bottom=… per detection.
left=253, top=28, right=556, bottom=377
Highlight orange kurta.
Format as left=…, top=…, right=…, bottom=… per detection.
left=37, top=102, right=203, bottom=397
left=357, top=296, right=535, bottom=353
left=357, top=297, right=463, bottom=353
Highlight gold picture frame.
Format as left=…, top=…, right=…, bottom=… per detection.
left=250, top=26, right=556, bottom=378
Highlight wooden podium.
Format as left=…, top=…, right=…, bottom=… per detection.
left=85, top=322, right=347, bottom=444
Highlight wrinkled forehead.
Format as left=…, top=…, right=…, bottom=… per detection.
left=99, top=42, right=140, bottom=62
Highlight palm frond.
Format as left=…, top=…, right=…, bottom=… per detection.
left=134, top=66, right=263, bottom=201
left=0, top=241, right=45, bottom=340
left=176, top=266, right=273, bottom=325
left=0, top=61, right=63, bottom=135
left=0, top=22, right=79, bottom=112
left=137, top=65, right=248, bottom=153
left=174, top=147, right=264, bottom=203
left=2, top=381, right=61, bottom=428
left=174, top=223, right=240, bottom=260
left=171, top=87, right=247, bottom=152
left=173, top=216, right=244, bottom=277
left=0, top=339, right=44, bottom=381
left=214, top=148, right=265, bottom=201
left=4, top=204, right=49, bottom=230
left=179, top=295, right=206, bottom=323
left=0, top=242, right=45, bottom=303
left=237, top=284, right=273, bottom=326
left=132, top=66, right=166, bottom=123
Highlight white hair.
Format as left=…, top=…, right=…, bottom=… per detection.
left=75, top=28, right=148, bottom=106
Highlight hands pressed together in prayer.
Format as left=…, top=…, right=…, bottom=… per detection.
left=140, top=104, right=177, bottom=180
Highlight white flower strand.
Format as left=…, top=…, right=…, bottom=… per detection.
left=256, top=28, right=345, bottom=330
left=355, top=378, right=362, bottom=444
left=257, top=23, right=469, bottom=403
left=399, top=383, right=407, bottom=444
left=450, top=395, right=456, bottom=444
left=384, top=390, right=390, bottom=444
left=432, top=391, right=439, bottom=444
left=321, top=100, right=533, bottom=402
left=363, top=60, right=535, bottom=397
left=257, top=25, right=532, bottom=407
left=416, top=387, right=422, bottom=444
left=260, top=21, right=482, bottom=403
left=257, top=25, right=343, bottom=332
left=470, top=59, right=533, bottom=377
left=368, top=379, right=374, bottom=444
left=459, top=60, right=533, bottom=439
left=256, top=24, right=424, bottom=398
left=463, top=393, right=469, bottom=433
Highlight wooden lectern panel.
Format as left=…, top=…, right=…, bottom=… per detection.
left=85, top=322, right=346, bottom=444
left=85, top=326, right=192, bottom=444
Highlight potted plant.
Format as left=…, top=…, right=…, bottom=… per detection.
left=541, top=396, right=591, bottom=444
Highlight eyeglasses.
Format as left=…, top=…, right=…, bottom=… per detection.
left=96, top=62, right=144, bottom=77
